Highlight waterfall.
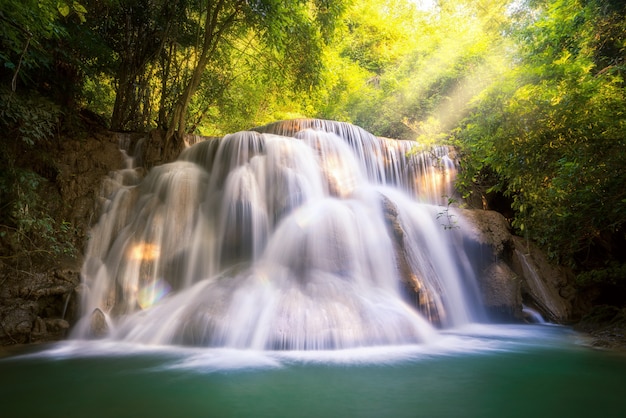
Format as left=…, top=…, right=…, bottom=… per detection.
left=74, top=119, right=483, bottom=350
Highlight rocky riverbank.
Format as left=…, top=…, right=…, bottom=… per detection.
left=574, top=306, right=626, bottom=352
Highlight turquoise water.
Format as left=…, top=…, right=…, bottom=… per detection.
left=2, top=325, right=625, bottom=418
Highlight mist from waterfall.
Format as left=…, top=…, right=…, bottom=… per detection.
left=74, top=119, right=484, bottom=350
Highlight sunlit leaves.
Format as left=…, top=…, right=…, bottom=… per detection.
left=58, top=2, right=88, bottom=22
left=81, top=0, right=346, bottom=133
left=314, top=0, right=513, bottom=140
left=455, top=0, right=626, bottom=265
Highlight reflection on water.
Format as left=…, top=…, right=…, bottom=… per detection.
left=2, top=325, right=626, bottom=418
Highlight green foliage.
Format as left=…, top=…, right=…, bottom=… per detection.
left=168, top=0, right=347, bottom=136
left=312, top=0, right=510, bottom=141
left=0, top=89, right=61, bottom=145
left=73, top=0, right=347, bottom=134
left=576, top=262, right=626, bottom=288
left=437, top=196, right=460, bottom=230
left=0, top=167, right=78, bottom=262
left=0, top=0, right=71, bottom=89
left=0, top=167, right=78, bottom=260
left=454, top=0, right=626, bottom=267
left=0, top=88, right=73, bottom=262
left=57, top=1, right=88, bottom=23
left=0, top=0, right=79, bottom=262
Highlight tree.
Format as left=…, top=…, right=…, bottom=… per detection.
left=77, top=0, right=345, bottom=137
left=76, top=0, right=196, bottom=131
left=0, top=0, right=63, bottom=91
left=454, top=0, right=626, bottom=267
left=165, top=0, right=346, bottom=143
left=312, top=0, right=511, bottom=140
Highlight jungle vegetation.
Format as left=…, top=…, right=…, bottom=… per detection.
left=1, top=0, right=625, bottom=297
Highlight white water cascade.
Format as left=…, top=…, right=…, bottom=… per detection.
left=74, top=119, right=485, bottom=350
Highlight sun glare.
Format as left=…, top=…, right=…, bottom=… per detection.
left=129, top=242, right=161, bottom=261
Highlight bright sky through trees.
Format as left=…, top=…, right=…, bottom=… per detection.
left=411, top=0, right=436, bottom=11
left=311, top=0, right=512, bottom=143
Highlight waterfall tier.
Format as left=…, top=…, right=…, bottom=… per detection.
left=74, top=119, right=483, bottom=350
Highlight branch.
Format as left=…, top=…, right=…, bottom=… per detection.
left=11, top=36, right=31, bottom=92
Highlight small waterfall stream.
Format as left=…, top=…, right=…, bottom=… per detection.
left=74, top=119, right=484, bottom=350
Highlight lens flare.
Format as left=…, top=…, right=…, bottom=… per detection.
left=137, top=279, right=171, bottom=309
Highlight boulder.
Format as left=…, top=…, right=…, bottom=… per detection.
left=0, top=265, right=80, bottom=345
left=88, top=308, right=109, bottom=338
left=460, top=208, right=512, bottom=258
left=0, top=301, right=37, bottom=344
left=478, top=260, right=523, bottom=321
left=461, top=209, right=575, bottom=324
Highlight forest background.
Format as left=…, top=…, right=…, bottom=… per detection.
left=1, top=0, right=625, bottom=313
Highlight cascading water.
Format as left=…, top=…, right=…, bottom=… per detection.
left=73, top=119, right=484, bottom=350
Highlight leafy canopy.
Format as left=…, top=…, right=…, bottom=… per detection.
left=454, top=0, right=626, bottom=267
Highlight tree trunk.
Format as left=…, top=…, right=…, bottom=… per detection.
left=165, top=0, right=243, bottom=144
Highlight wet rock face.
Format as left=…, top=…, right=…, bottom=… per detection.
left=381, top=198, right=573, bottom=325
left=88, top=308, right=109, bottom=339
left=511, top=236, right=576, bottom=322
left=0, top=303, right=36, bottom=338
left=479, top=261, right=523, bottom=321
left=461, top=209, right=575, bottom=324
left=56, top=130, right=127, bottom=239
left=461, top=209, right=513, bottom=259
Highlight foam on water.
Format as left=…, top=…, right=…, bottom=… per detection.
left=19, top=324, right=581, bottom=374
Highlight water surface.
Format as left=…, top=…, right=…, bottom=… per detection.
left=2, top=325, right=625, bottom=418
